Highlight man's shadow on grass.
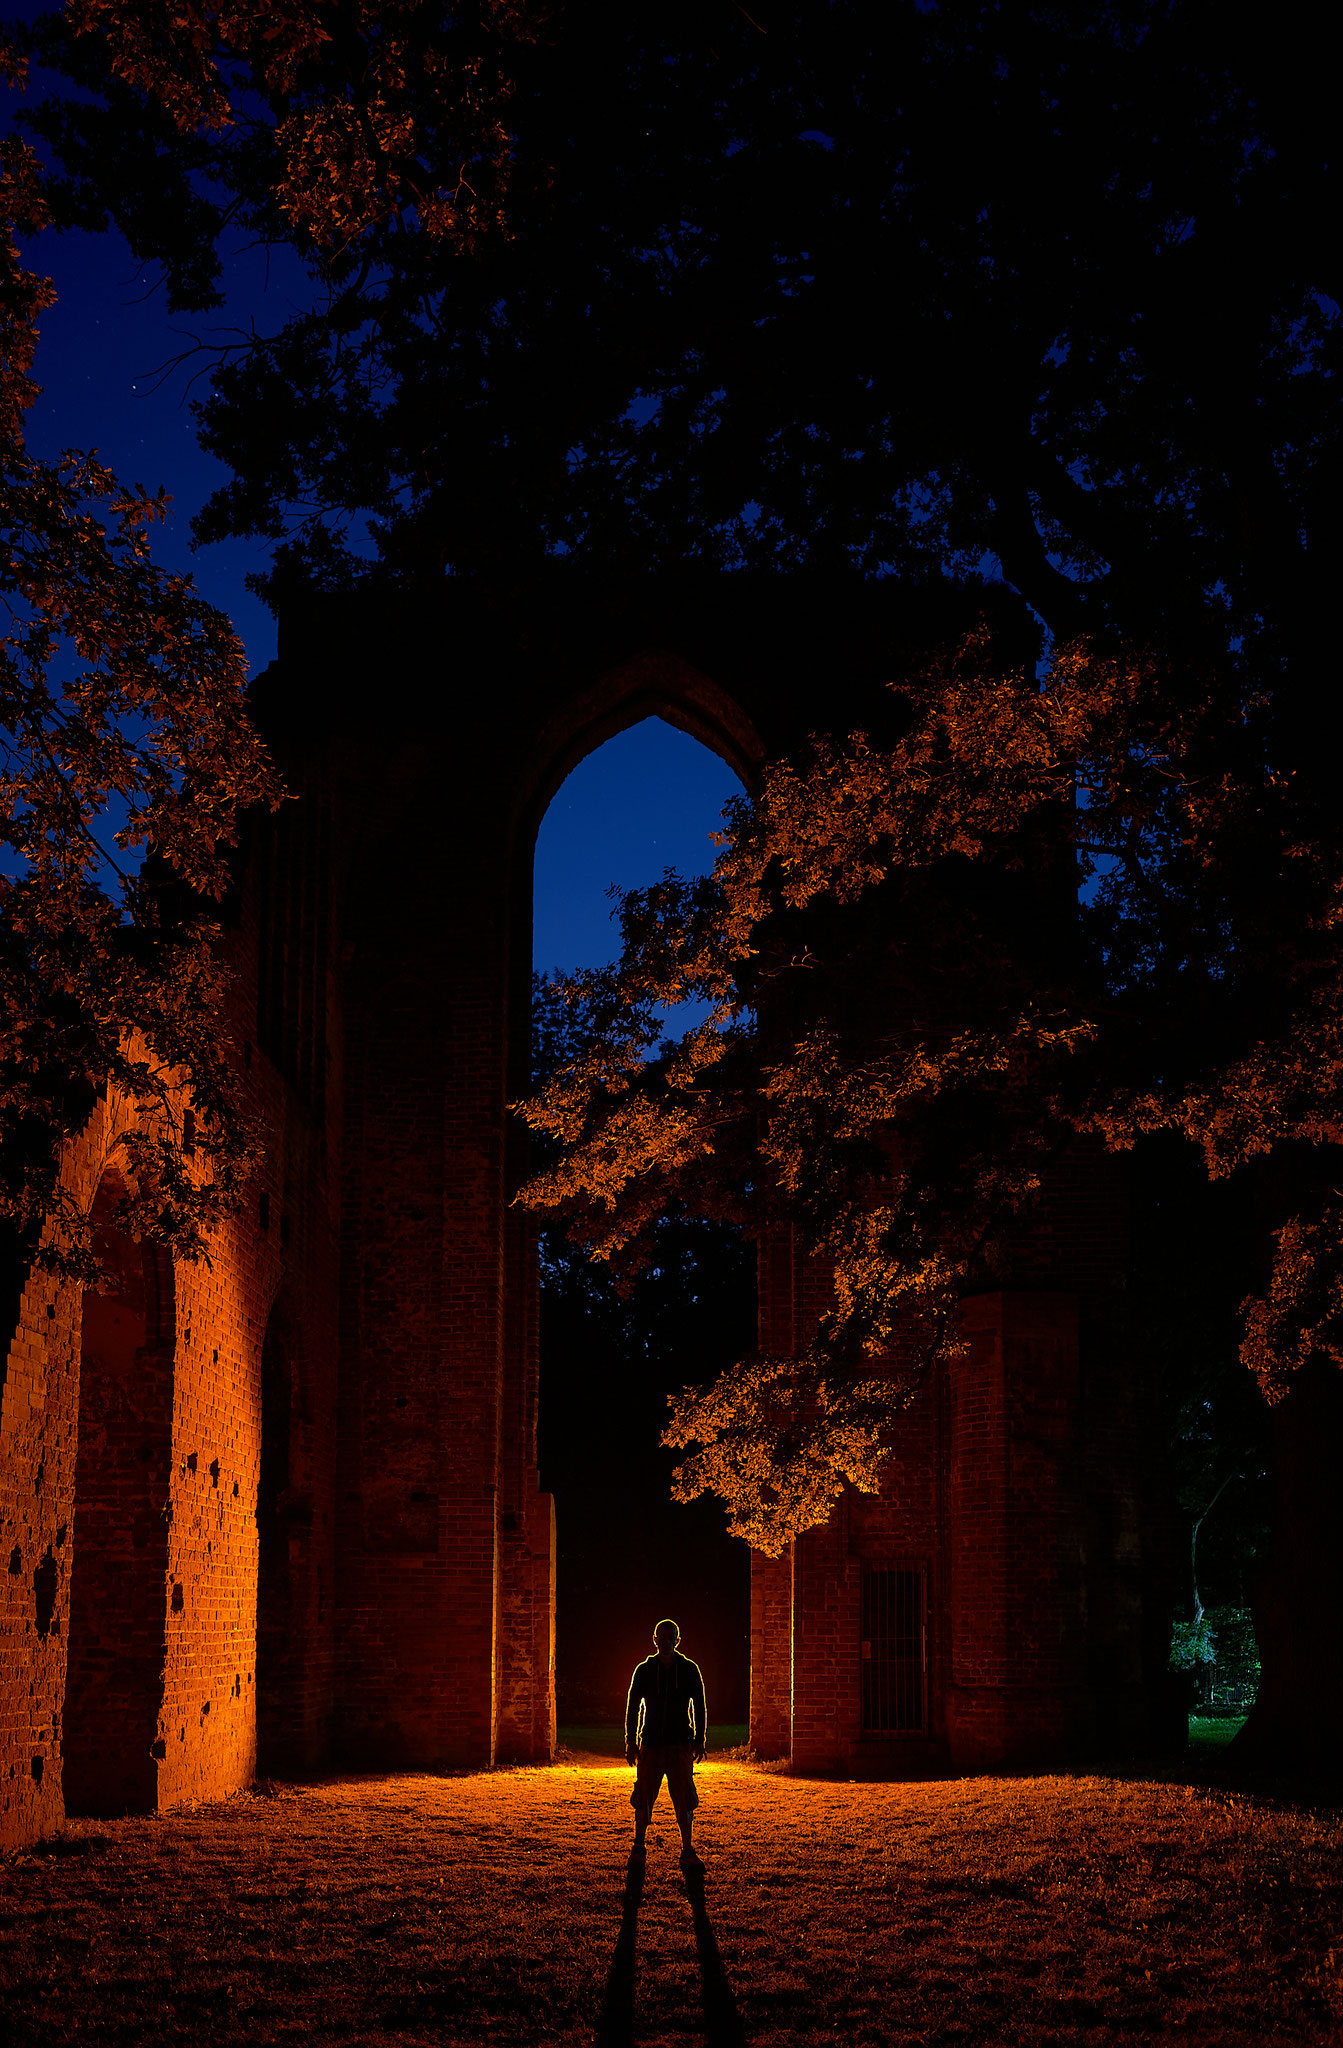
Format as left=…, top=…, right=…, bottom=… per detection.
left=595, top=1848, right=645, bottom=2048
left=682, top=1857, right=748, bottom=2048
left=595, top=1849, right=746, bottom=2048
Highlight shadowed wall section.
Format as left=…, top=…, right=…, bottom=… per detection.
left=750, top=1265, right=1160, bottom=1771
left=257, top=1290, right=332, bottom=1772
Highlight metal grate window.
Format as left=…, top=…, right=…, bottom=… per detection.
left=861, top=1567, right=927, bottom=1734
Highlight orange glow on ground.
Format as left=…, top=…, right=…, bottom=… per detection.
left=1, top=1755, right=1339, bottom=2043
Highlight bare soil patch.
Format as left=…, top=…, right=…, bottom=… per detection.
left=2, top=1757, right=1340, bottom=2045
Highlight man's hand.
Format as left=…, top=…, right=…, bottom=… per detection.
left=626, top=1747, right=638, bottom=1767
left=693, top=1744, right=706, bottom=1764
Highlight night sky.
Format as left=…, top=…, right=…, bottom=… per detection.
left=534, top=719, right=742, bottom=977
left=16, top=182, right=743, bottom=957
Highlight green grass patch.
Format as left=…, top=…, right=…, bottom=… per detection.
left=1190, top=1714, right=1247, bottom=1750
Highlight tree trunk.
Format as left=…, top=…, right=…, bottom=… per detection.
left=1234, top=1356, right=1343, bottom=1765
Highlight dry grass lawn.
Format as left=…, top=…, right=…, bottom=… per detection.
left=2, top=1751, right=1341, bottom=2046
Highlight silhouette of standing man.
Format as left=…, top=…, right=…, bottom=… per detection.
left=625, top=1618, right=706, bottom=1866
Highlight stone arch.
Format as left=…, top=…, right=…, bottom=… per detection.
left=507, top=656, right=761, bottom=1740
left=506, top=650, right=764, bottom=1105
left=278, top=616, right=771, bottom=1771
left=63, top=1169, right=176, bottom=1815
left=517, top=650, right=765, bottom=836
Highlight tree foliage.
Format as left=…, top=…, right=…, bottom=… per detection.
left=519, top=627, right=1343, bottom=1551
left=60, top=1, right=537, bottom=255
left=1, top=59, right=282, bottom=1284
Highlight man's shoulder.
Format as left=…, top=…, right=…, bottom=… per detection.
left=675, top=1652, right=704, bottom=1678
left=632, top=1653, right=659, bottom=1679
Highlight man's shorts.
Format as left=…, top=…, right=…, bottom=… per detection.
left=631, top=1742, right=699, bottom=1818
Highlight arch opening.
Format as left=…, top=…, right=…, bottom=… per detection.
left=64, top=1172, right=175, bottom=1816
left=529, top=716, right=756, bottom=1743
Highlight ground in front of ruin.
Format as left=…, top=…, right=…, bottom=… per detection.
left=2, top=1748, right=1341, bottom=2046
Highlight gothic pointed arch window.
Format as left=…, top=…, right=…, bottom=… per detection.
left=531, top=714, right=756, bottom=1734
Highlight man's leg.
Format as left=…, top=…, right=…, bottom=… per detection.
left=667, top=1746, right=700, bottom=1862
left=632, top=1747, right=663, bottom=1848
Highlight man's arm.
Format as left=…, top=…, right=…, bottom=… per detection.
left=625, top=1664, right=645, bottom=1763
left=689, top=1661, right=707, bottom=1761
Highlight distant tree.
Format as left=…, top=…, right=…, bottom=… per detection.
left=1, top=56, right=281, bottom=1292
left=1128, top=1136, right=1272, bottom=1626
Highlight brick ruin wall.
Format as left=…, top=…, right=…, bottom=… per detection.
left=748, top=1150, right=1172, bottom=1772
left=0, top=671, right=561, bottom=1846
left=0, top=1056, right=285, bottom=1844
left=1, top=584, right=1178, bottom=1842
left=0, top=778, right=356, bottom=1843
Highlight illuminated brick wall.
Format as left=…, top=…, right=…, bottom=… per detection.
left=0, top=893, right=319, bottom=1844
left=153, top=1213, right=266, bottom=1808
left=749, top=1273, right=1167, bottom=1774
left=0, top=1246, right=82, bottom=1846
left=0, top=1068, right=280, bottom=1844
left=0, top=577, right=1177, bottom=1845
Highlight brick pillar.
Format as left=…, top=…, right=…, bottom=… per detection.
left=496, top=1488, right=557, bottom=1762
left=334, top=945, right=505, bottom=1768
left=749, top=1544, right=793, bottom=1757
left=533, top=1489, right=558, bottom=1757
left=790, top=1511, right=861, bottom=1771
left=945, top=1292, right=1086, bottom=1767
left=494, top=1165, right=556, bottom=1763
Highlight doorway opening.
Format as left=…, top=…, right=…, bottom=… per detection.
left=64, top=1171, right=175, bottom=1814
left=860, top=1566, right=928, bottom=1736
left=532, top=716, right=755, bottom=1743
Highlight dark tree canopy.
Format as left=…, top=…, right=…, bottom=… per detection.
left=24, top=0, right=1332, bottom=1486
left=11, top=2, right=1338, bottom=683
left=1, top=50, right=282, bottom=1286
left=14, top=0, right=1339, bottom=1365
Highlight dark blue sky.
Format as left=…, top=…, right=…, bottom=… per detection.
left=11, top=124, right=740, bottom=967
left=534, top=719, right=743, bottom=976
left=20, top=219, right=302, bottom=674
